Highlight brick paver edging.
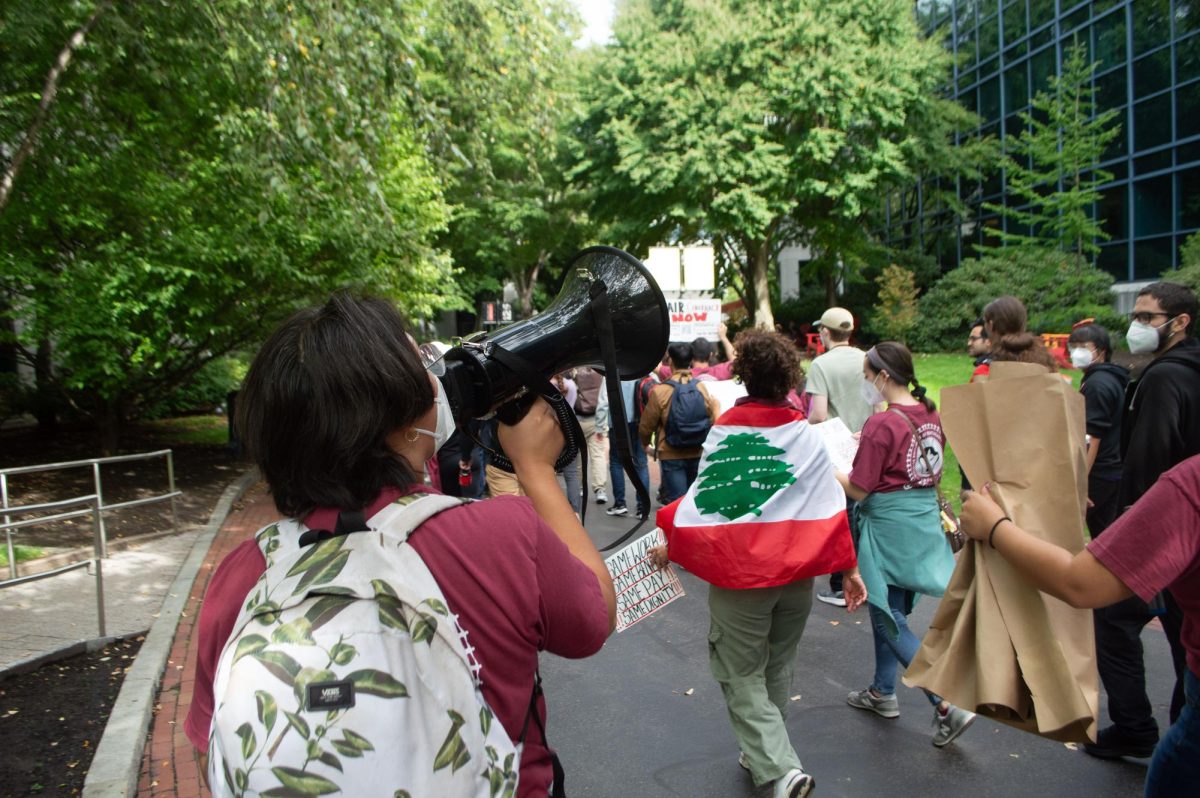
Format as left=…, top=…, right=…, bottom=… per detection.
left=81, top=469, right=260, bottom=798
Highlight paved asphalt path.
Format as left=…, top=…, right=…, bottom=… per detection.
left=540, top=475, right=1170, bottom=798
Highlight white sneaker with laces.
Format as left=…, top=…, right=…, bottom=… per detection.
left=773, top=768, right=814, bottom=798
left=594, top=488, right=608, bottom=504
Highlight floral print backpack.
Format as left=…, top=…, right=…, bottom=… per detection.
left=208, top=493, right=519, bottom=797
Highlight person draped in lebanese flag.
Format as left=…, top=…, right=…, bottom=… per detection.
left=650, top=330, right=865, bottom=798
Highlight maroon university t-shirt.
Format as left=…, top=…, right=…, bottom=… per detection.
left=1088, top=455, right=1200, bottom=675
left=849, top=403, right=945, bottom=494
left=184, top=487, right=610, bottom=797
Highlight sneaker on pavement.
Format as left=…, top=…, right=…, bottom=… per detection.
left=605, top=503, right=629, bottom=516
left=846, top=688, right=900, bottom=719
left=816, top=589, right=846, bottom=607
left=773, top=768, right=814, bottom=798
left=1082, top=725, right=1158, bottom=759
left=595, top=488, right=608, bottom=504
left=932, top=704, right=976, bottom=747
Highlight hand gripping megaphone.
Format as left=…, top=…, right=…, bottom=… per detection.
left=437, top=246, right=669, bottom=534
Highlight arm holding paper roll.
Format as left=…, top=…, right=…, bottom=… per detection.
left=960, top=483, right=1133, bottom=609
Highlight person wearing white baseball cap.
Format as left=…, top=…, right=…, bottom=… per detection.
left=808, top=307, right=881, bottom=606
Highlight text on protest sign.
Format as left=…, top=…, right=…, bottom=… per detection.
left=812, top=417, right=859, bottom=474
left=603, top=528, right=686, bottom=632
left=667, top=298, right=721, bottom=342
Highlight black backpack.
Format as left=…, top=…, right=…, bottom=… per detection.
left=663, top=380, right=713, bottom=447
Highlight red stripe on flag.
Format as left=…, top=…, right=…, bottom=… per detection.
left=659, top=500, right=855, bottom=589
left=714, top=404, right=805, bottom=428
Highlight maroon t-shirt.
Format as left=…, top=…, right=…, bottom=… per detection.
left=849, top=404, right=945, bottom=494
left=184, top=486, right=610, bottom=796
left=1088, top=455, right=1200, bottom=675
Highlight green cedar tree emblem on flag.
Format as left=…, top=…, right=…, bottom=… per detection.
left=694, top=432, right=796, bottom=520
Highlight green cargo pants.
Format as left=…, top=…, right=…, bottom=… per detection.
left=707, top=578, right=814, bottom=787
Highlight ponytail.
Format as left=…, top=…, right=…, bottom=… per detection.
left=910, top=380, right=937, bottom=413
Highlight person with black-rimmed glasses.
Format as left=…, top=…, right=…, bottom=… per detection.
left=1088, top=281, right=1200, bottom=761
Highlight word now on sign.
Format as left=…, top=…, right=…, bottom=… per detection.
left=667, top=299, right=721, bottom=341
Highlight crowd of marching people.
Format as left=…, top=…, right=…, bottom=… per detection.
left=186, top=282, right=1199, bottom=798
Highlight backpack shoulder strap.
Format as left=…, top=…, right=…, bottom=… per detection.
left=367, top=492, right=469, bottom=545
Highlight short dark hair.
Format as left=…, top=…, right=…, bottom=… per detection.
left=824, top=327, right=852, bottom=343
left=690, top=337, right=715, bottom=363
left=236, top=293, right=433, bottom=517
left=971, top=318, right=987, bottom=338
left=1138, top=282, right=1198, bottom=336
left=1067, top=323, right=1112, bottom=361
left=667, top=342, right=694, bottom=370
left=731, top=330, right=801, bottom=401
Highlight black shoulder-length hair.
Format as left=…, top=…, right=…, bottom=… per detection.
left=236, top=293, right=434, bottom=517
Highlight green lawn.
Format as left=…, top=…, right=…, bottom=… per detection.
left=0, top=544, right=46, bottom=568
left=138, top=414, right=229, bottom=446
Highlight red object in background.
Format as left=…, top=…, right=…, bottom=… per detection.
left=805, top=333, right=825, bottom=358
left=1041, top=333, right=1072, bottom=368
left=459, top=464, right=472, bottom=487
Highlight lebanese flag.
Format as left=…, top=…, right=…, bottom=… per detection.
left=657, top=402, right=856, bottom=589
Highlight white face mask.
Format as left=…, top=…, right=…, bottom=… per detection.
left=1126, top=317, right=1173, bottom=355
left=414, top=376, right=456, bottom=453
left=1069, top=347, right=1095, bottom=369
left=860, top=373, right=885, bottom=406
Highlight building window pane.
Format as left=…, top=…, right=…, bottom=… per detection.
left=1178, top=83, right=1200, bottom=141
left=1131, top=0, right=1170, bottom=57
left=1178, top=34, right=1200, bottom=84
left=1135, top=149, right=1173, bottom=175
left=1030, top=45, right=1055, bottom=94
left=1133, top=49, right=1172, bottom=99
left=1005, top=63, right=1029, bottom=110
left=1091, top=0, right=1121, bottom=15
left=1091, top=8, right=1125, bottom=69
left=1134, top=93, right=1172, bottom=150
left=1062, top=6, right=1089, bottom=34
left=1134, top=236, right=1174, bottom=278
left=980, top=75, right=1001, bottom=120
left=1095, top=67, right=1127, bottom=111
left=1030, top=0, right=1055, bottom=29
left=1098, top=182, right=1128, bottom=239
left=1178, top=1, right=1200, bottom=38
left=980, top=14, right=1000, bottom=62
left=1134, top=175, right=1173, bottom=236
left=1097, top=242, right=1129, bottom=280
left=1004, top=1, right=1028, bottom=46
left=1179, top=165, right=1200, bottom=230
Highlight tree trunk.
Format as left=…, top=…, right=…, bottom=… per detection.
left=98, top=397, right=125, bottom=455
left=750, top=240, right=774, bottom=330
left=0, top=1, right=112, bottom=215
left=514, top=253, right=545, bottom=318
left=825, top=271, right=838, bottom=308
left=32, top=337, right=58, bottom=436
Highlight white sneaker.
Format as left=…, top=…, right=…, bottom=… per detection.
left=773, top=768, right=814, bottom=798
left=594, top=488, right=608, bottom=504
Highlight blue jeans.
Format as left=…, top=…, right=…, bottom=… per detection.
left=609, top=421, right=650, bottom=511
left=867, top=585, right=941, bottom=706
left=660, top=457, right=699, bottom=504
left=1146, top=669, right=1200, bottom=797
left=559, top=454, right=583, bottom=515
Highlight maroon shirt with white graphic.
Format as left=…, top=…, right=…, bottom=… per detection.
left=849, top=403, right=945, bottom=494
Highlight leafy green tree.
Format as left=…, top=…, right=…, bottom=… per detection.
left=908, top=247, right=1124, bottom=352
left=573, top=0, right=980, bottom=326
left=0, top=1, right=471, bottom=448
left=695, top=432, right=795, bottom=519
left=872, top=265, right=919, bottom=344
left=983, top=43, right=1121, bottom=268
left=1162, top=232, right=1200, bottom=292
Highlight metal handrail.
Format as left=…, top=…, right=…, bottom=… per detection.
left=1, top=449, right=180, bottom=573
left=0, top=496, right=106, bottom=636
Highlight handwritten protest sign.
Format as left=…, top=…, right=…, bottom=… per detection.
left=667, top=298, right=721, bottom=341
left=812, top=417, right=858, bottom=474
left=604, top=528, right=686, bottom=632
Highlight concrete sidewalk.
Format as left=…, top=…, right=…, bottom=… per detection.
left=1, top=524, right=203, bottom=674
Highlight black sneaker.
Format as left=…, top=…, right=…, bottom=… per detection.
left=605, top=503, right=628, bottom=516
left=1082, top=725, right=1158, bottom=759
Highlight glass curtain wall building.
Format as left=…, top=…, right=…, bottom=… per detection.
left=887, top=1, right=1200, bottom=283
